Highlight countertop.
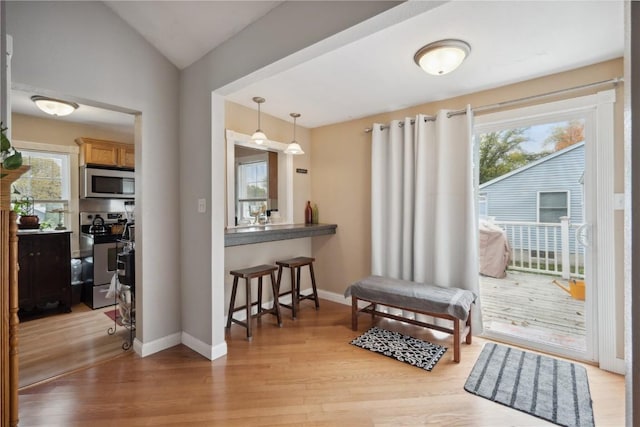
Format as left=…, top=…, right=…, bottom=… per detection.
left=224, top=223, right=337, bottom=247
left=17, top=229, right=72, bottom=235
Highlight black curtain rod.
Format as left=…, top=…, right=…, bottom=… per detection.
left=364, top=77, right=623, bottom=133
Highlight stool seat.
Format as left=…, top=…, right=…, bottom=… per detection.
left=230, top=264, right=278, bottom=279
left=226, top=264, right=282, bottom=341
left=276, top=256, right=319, bottom=319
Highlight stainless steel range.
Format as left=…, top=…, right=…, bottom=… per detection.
left=80, top=211, right=127, bottom=309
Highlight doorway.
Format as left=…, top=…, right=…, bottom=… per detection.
left=474, top=96, right=605, bottom=363
left=10, top=87, right=138, bottom=387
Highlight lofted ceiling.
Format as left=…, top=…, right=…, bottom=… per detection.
left=11, top=1, right=624, bottom=130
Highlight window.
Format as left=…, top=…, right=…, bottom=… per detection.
left=478, top=193, right=488, bottom=217
left=538, top=191, right=569, bottom=223
left=11, top=150, right=70, bottom=229
left=236, top=159, right=268, bottom=224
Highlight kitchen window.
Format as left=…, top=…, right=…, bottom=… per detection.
left=538, top=191, right=569, bottom=223
left=236, top=158, right=268, bottom=223
left=11, top=149, right=70, bottom=228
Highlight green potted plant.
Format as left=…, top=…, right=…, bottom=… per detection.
left=12, top=192, right=39, bottom=229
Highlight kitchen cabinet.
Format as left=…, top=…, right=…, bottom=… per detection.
left=18, top=231, right=72, bottom=316
left=76, top=137, right=135, bottom=169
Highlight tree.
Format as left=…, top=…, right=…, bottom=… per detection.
left=544, top=120, right=584, bottom=151
left=479, top=128, right=550, bottom=184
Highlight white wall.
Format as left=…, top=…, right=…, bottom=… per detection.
left=179, top=1, right=402, bottom=357
left=6, top=1, right=181, bottom=351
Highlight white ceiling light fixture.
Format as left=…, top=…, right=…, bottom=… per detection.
left=284, top=113, right=304, bottom=155
left=250, top=96, right=267, bottom=145
left=413, top=39, right=471, bottom=76
left=31, top=95, right=79, bottom=117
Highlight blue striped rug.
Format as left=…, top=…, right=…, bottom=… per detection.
left=464, top=343, right=594, bottom=427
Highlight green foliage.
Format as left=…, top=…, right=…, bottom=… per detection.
left=0, top=122, right=23, bottom=170
left=479, top=128, right=551, bottom=184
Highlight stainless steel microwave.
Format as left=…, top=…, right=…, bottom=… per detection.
left=80, top=166, right=135, bottom=199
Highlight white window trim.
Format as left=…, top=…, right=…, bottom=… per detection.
left=13, top=139, right=81, bottom=257
left=536, top=190, right=570, bottom=223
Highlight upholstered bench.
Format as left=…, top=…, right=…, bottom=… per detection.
left=344, top=275, right=476, bottom=362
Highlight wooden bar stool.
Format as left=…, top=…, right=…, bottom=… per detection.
left=275, top=256, right=319, bottom=319
left=226, top=264, right=282, bottom=341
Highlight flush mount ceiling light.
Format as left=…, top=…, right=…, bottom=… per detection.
left=284, top=113, right=304, bottom=155
left=251, top=96, right=267, bottom=145
left=31, top=95, right=79, bottom=117
left=413, top=39, right=471, bottom=76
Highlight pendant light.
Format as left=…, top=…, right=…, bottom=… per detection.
left=251, top=96, right=267, bottom=144
left=413, top=39, right=470, bottom=76
left=284, top=113, right=304, bottom=155
left=31, top=95, right=79, bottom=117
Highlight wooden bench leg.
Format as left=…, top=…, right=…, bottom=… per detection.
left=270, top=271, right=282, bottom=327
left=465, top=307, right=473, bottom=344
left=453, top=318, right=460, bottom=363
left=351, top=296, right=358, bottom=330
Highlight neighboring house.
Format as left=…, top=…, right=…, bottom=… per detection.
left=479, top=142, right=585, bottom=263
left=479, top=142, right=585, bottom=225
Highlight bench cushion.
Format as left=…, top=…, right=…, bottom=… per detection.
left=344, top=275, right=476, bottom=321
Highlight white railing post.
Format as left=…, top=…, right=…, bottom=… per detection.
left=560, top=216, right=570, bottom=279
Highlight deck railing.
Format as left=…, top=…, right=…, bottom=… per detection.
left=492, top=217, right=585, bottom=279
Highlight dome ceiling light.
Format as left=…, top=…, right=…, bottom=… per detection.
left=31, top=95, right=79, bottom=117
left=413, top=39, right=471, bottom=76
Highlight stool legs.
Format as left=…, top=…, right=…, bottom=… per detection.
left=308, top=262, right=319, bottom=310
left=227, top=266, right=282, bottom=341
left=226, top=276, right=239, bottom=330
left=276, top=261, right=320, bottom=319
left=245, top=277, right=252, bottom=341
left=270, top=271, right=282, bottom=327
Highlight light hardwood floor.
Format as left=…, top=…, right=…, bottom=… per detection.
left=19, top=303, right=128, bottom=388
left=18, top=299, right=624, bottom=426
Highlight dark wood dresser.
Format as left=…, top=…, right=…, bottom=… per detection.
left=17, top=230, right=72, bottom=317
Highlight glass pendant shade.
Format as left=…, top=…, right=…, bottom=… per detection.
left=31, top=96, right=79, bottom=116
left=251, top=96, right=267, bottom=144
left=414, top=39, right=470, bottom=76
left=284, top=142, right=304, bottom=155
left=251, top=130, right=267, bottom=145
left=286, top=113, right=304, bottom=155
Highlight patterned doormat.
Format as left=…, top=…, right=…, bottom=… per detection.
left=350, top=326, right=447, bottom=371
left=464, top=343, right=594, bottom=427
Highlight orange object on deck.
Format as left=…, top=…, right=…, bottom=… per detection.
left=552, top=279, right=585, bottom=300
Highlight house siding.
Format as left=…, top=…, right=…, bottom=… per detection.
left=481, top=143, right=585, bottom=255
left=481, top=143, right=585, bottom=223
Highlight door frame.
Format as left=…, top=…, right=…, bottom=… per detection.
left=474, top=90, right=621, bottom=372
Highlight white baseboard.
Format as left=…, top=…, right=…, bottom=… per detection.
left=135, top=332, right=182, bottom=357
left=181, top=331, right=228, bottom=361
left=318, top=289, right=350, bottom=306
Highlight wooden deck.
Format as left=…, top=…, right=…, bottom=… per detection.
left=479, top=270, right=586, bottom=352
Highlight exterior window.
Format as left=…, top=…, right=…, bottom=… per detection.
left=538, top=191, right=568, bottom=223
left=236, top=160, right=268, bottom=223
left=478, top=193, right=488, bottom=217
left=11, top=150, right=70, bottom=229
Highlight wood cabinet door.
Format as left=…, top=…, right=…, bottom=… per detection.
left=34, top=234, right=70, bottom=305
left=119, top=146, right=135, bottom=168
left=84, top=142, right=119, bottom=167
left=17, top=237, right=35, bottom=309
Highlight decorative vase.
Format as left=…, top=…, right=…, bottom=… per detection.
left=305, top=201, right=313, bottom=224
